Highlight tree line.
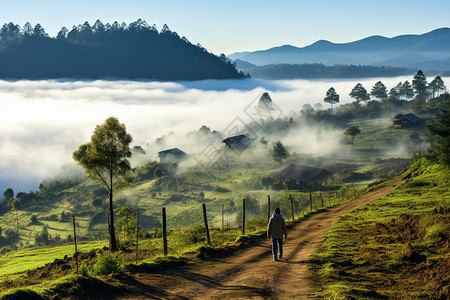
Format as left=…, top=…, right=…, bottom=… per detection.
left=323, top=70, right=447, bottom=113
left=0, top=19, right=247, bottom=80
left=237, top=63, right=416, bottom=79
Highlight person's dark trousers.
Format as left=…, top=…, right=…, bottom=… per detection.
left=271, top=238, right=283, bottom=260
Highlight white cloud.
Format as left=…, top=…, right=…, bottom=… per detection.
left=1, top=76, right=447, bottom=193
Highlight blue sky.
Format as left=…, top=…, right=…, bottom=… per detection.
left=1, top=0, right=449, bottom=54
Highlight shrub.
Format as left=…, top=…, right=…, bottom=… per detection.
left=30, top=214, right=38, bottom=224
left=183, top=224, right=206, bottom=244
left=425, top=223, right=448, bottom=242
left=0, top=246, right=12, bottom=255
left=213, top=186, right=231, bottom=193
left=93, top=252, right=123, bottom=276
left=79, top=264, right=92, bottom=278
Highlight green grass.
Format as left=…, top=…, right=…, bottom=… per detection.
left=310, top=157, right=449, bottom=299
left=0, top=240, right=107, bottom=279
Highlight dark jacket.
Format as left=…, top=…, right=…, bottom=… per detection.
left=267, top=214, right=287, bottom=239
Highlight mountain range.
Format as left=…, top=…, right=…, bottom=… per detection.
left=229, top=28, right=450, bottom=71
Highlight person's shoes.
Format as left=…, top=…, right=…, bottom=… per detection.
left=273, top=256, right=277, bottom=261
left=279, top=255, right=282, bottom=259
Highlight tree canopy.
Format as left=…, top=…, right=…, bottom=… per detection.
left=349, top=83, right=370, bottom=104
left=344, top=125, right=362, bottom=144
left=324, top=87, right=340, bottom=108
left=0, top=19, right=246, bottom=80
left=73, top=116, right=133, bottom=252
left=412, top=70, right=428, bottom=98
left=427, top=100, right=450, bottom=166
left=272, top=141, right=289, bottom=164
left=370, top=81, right=388, bottom=101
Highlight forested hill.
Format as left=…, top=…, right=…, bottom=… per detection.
left=0, top=19, right=246, bottom=81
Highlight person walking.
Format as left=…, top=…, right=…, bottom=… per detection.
left=267, top=208, right=287, bottom=261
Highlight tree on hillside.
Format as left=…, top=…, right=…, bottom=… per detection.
left=429, top=76, right=446, bottom=99
left=427, top=100, right=450, bottom=166
left=399, top=80, right=415, bottom=101
left=344, top=125, right=361, bottom=144
left=272, top=141, right=289, bottom=164
left=115, top=206, right=139, bottom=241
left=412, top=70, right=428, bottom=99
left=324, top=87, right=339, bottom=108
left=349, top=83, right=370, bottom=105
left=370, top=81, right=388, bottom=101
left=3, top=188, right=14, bottom=201
left=73, top=117, right=133, bottom=252
left=11, top=199, right=21, bottom=234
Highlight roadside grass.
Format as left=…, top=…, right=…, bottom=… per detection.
left=310, top=157, right=449, bottom=299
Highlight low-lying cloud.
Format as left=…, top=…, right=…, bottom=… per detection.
left=1, top=76, right=443, bottom=193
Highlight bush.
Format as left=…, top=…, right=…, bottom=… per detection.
left=246, top=216, right=267, bottom=231
left=79, top=264, right=92, bottom=278
left=0, top=246, right=12, bottom=255
left=183, top=224, right=206, bottom=244
left=93, top=252, right=123, bottom=276
left=30, top=214, right=38, bottom=224
left=213, top=186, right=231, bottom=193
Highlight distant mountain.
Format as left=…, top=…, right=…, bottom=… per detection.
left=229, top=28, right=450, bottom=71
left=0, top=19, right=246, bottom=81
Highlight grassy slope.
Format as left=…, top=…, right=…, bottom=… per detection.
left=0, top=115, right=419, bottom=248
left=310, top=157, right=449, bottom=299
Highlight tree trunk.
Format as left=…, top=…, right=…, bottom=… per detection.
left=108, top=188, right=118, bottom=252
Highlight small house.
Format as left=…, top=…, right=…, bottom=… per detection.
left=157, top=148, right=188, bottom=164
left=222, top=134, right=253, bottom=151
left=277, top=164, right=332, bottom=189
left=393, top=113, right=421, bottom=128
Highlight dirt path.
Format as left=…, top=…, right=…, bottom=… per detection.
left=118, top=177, right=404, bottom=300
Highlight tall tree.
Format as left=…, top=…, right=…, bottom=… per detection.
left=3, top=188, right=14, bottom=201
left=73, top=117, right=133, bottom=252
left=427, top=100, right=450, bottom=166
left=399, top=81, right=415, bottom=101
left=272, top=141, right=289, bottom=164
left=344, top=125, right=361, bottom=144
left=11, top=199, right=21, bottom=234
left=324, top=87, right=339, bottom=108
left=370, top=81, right=388, bottom=101
left=349, top=83, right=370, bottom=104
left=429, top=76, right=446, bottom=99
left=412, top=70, right=428, bottom=99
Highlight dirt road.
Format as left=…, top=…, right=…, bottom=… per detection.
left=118, top=177, right=403, bottom=299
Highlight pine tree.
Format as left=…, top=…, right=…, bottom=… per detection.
left=370, top=81, right=388, bottom=101
left=324, top=87, right=339, bottom=108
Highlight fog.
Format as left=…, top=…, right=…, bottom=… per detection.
left=0, top=76, right=440, bottom=193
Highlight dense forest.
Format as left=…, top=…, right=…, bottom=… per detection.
left=0, top=19, right=247, bottom=80
left=235, top=60, right=417, bottom=79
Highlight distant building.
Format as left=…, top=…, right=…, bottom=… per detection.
left=393, top=113, right=421, bottom=128
left=277, top=163, right=332, bottom=189
left=222, top=134, right=253, bottom=151
left=157, top=148, right=188, bottom=164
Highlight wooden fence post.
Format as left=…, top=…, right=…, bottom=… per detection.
left=72, top=215, right=78, bottom=275
left=319, top=190, right=324, bottom=208
left=242, top=199, right=246, bottom=235
left=162, top=207, right=168, bottom=256
left=309, top=191, right=313, bottom=212
left=289, top=194, right=294, bottom=220
left=202, top=203, right=211, bottom=244
left=328, top=192, right=331, bottom=207
left=135, top=208, right=139, bottom=264
left=352, top=183, right=357, bottom=198
left=222, top=204, right=224, bottom=233
left=267, top=195, right=271, bottom=222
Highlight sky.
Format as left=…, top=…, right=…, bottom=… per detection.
left=1, top=0, right=450, bottom=55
